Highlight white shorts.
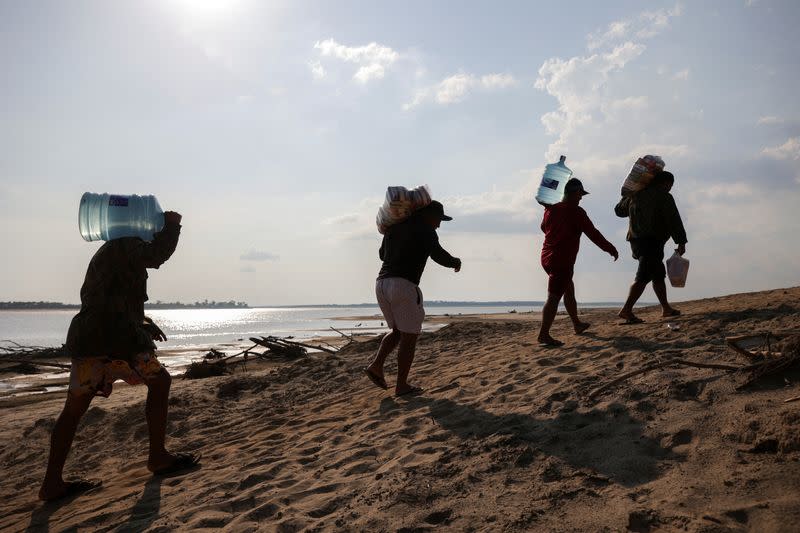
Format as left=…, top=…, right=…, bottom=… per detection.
left=375, top=277, right=425, bottom=334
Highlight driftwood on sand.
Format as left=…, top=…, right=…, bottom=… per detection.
left=589, top=331, right=800, bottom=400
left=0, top=341, right=69, bottom=371
left=185, top=335, right=338, bottom=380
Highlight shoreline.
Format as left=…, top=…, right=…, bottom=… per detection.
left=2, top=286, right=798, bottom=531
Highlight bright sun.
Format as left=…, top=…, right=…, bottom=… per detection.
left=169, top=0, right=245, bottom=17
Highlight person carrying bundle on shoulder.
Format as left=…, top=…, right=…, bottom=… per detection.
left=538, top=178, right=619, bottom=347
left=615, top=170, right=687, bottom=324
left=364, top=200, right=461, bottom=397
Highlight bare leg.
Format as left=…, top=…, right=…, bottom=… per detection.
left=563, top=281, right=590, bottom=333
left=538, top=292, right=565, bottom=345
left=367, top=329, right=400, bottom=382
left=619, top=281, right=648, bottom=321
left=145, top=368, right=177, bottom=472
left=395, top=332, right=419, bottom=395
left=652, top=278, right=680, bottom=316
left=39, top=392, right=94, bottom=500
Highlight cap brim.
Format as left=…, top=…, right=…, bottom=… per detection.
left=441, top=215, right=453, bottom=221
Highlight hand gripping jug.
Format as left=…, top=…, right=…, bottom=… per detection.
left=535, top=155, right=573, bottom=206
left=78, top=192, right=165, bottom=242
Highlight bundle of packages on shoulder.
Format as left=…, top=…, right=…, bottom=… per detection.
left=620, top=155, right=665, bottom=196
left=376, top=185, right=432, bottom=234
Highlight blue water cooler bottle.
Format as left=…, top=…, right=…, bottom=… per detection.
left=78, top=192, right=165, bottom=242
left=535, top=155, right=573, bottom=206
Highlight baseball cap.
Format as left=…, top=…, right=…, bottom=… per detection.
left=564, top=178, right=589, bottom=196
left=420, top=200, right=453, bottom=221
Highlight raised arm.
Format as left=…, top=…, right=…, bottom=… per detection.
left=140, top=211, right=182, bottom=269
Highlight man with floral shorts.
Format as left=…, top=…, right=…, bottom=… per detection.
left=365, top=201, right=461, bottom=396
left=39, top=210, right=199, bottom=502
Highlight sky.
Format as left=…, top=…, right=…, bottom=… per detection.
left=1, top=0, right=798, bottom=305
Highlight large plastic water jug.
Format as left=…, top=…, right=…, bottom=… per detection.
left=535, top=155, right=573, bottom=206
left=78, top=192, right=164, bottom=242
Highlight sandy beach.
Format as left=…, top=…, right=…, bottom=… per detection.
left=2, top=287, right=799, bottom=532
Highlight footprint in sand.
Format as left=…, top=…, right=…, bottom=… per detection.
left=555, top=365, right=578, bottom=373
left=425, top=509, right=453, bottom=525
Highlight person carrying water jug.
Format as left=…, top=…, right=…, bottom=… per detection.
left=538, top=178, right=619, bottom=347
left=364, top=200, right=461, bottom=396
left=39, top=210, right=199, bottom=502
left=614, top=170, right=687, bottom=324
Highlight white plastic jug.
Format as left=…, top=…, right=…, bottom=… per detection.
left=535, top=155, right=573, bottom=206
left=666, top=252, right=690, bottom=288
left=78, top=192, right=164, bottom=242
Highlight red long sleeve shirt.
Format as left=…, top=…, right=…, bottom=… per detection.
left=540, top=202, right=615, bottom=270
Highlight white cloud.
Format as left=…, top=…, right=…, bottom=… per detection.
left=587, top=4, right=683, bottom=50
left=480, top=73, right=517, bottom=90
left=587, top=21, right=630, bottom=51
left=672, top=68, right=690, bottom=80
left=323, top=214, right=360, bottom=225
left=601, top=96, right=649, bottom=121
left=436, top=73, right=474, bottom=104
left=757, top=115, right=783, bottom=125
left=313, top=38, right=399, bottom=84
left=240, top=250, right=280, bottom=261
left=404, top=72, right=517, bottom=110
left=761, top=137, right=800, bottom=160
left=534, top=41, right=645, bottom=159
left=308, top=60, right=326, bottom=80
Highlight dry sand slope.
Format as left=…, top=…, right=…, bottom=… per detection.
left=2, top=287, right=800, bottom=532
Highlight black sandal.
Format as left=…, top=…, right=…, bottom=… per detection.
left=152, top=452, right=201, bottom=477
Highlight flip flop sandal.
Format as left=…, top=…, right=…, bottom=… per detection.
left=363, top=367, right=388, bottom=390
left=42, top=479, right=102, bottom=502
left=538, top=339, right=565, bottom=347
left=153, top=452, right=201, bottom=477
left=619, top=317, right=645, bottom=325
left=395, top=386, right=424, bottom=397
left=574, top=323, right=591, bottom=335
left=662, top=310, right=681, bottom=318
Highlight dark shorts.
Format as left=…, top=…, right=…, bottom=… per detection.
left=631, top=238, right=666, bottom=283
left=542, top=264, right=574, bottom=295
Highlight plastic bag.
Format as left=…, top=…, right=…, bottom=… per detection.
left=621, top=155, right=665, bottom=196
left=666, top=251, right=689, bottom=288
left=376, top=185, right=432, bottom=234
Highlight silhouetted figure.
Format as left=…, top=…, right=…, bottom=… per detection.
left=615, top=170, right=687, bottom=323
left=365, top=201, right=461, bottom=396
left=39, top=211, right=199, bottom=502
left=538, top=179, right=618, bottom=346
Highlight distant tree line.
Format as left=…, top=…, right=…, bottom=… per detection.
left=0, top=300, right=249, bottom=310
left=147, top=300, right=249, bottom=309
left=0, top=301, right=78, bottom=310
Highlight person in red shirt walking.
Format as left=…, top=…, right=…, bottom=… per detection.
left=539, top=178, right=618, bottom=346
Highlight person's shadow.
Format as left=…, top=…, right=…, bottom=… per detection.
left=115, top=476, right=163, bottom=533
left=26, top=491, right=84, bottom=533
left=26, top=476, right=163, bottom=533
left=381, top=395, right=675, bottom=486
